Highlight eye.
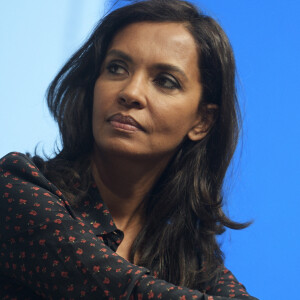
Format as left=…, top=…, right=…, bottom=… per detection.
left=154, top=73, right=181, bottom=90
left=106, top=61, right=128, bottom=75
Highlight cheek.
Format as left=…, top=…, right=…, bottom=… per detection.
left=92, top=88, right=107, bottom=133
left=93, top=82, right=115, bottom=118
left=92, top=98, right=101, bottom=130
left=151, top=101, right=197, bottom=136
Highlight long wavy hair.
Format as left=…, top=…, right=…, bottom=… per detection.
left=32, top=0, right=250, bottom=290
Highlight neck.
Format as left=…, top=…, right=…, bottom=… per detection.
left=91, top=146, right=170, bottom=232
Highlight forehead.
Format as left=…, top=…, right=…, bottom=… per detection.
left=108, top=22, right=200, bottom=80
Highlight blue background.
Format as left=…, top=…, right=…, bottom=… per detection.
left=1, top=1, right=299, bottom=299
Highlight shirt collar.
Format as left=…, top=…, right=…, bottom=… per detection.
left=72, top=184, right=119, bottom=237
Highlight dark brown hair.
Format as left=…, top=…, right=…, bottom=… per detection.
left=33, top=0, right=250, bottom=290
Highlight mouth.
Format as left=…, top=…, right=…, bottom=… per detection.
left=107, top=113, right=145, bottom=132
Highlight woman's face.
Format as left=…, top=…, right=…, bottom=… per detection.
left=92, top=22, right=206, bottom=161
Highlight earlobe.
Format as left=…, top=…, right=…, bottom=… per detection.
left=187, top=124, right=208, bottom=141
left=187, top=104, right=218, bottom=141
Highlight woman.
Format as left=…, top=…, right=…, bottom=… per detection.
left=0, top=0, right=258, bottom=299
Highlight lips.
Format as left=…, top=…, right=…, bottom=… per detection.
left=108, top=113, right=144, bottom=131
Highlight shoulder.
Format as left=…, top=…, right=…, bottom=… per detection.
left=0, top=151, right=36, bottom=171
left=0, top=152, right=68, bottom=240
left=1, top=151, right=44, bottom=177
left=0, top=152, right=61, bottom=196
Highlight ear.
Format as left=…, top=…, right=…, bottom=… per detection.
left=187, top=104, right=218, bottom=141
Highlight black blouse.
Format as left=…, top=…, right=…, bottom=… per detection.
left=0, top=152, right=258, bottom=299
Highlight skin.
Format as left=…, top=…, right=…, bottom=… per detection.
left=91, top=22, right=213, bottom=261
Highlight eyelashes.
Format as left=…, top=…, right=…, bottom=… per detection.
left=106, top=61, right=128, bottom=75
left=154, top=74, right=181, bottom=90
left=105, top=60, right=182, bottom=90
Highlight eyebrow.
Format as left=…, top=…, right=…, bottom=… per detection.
left=152, top=63, right=188, bottom=81
left=106, top=49, right=188, bottom=81
left=106, top=49, right=133, bottom=63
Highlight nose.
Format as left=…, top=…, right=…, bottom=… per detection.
left=118, top=73, right=147, bottom=109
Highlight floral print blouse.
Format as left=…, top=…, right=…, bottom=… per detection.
left=0, top=152, right=258, bottom=299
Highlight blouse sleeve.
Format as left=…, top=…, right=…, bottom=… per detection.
left=0, top=152, right=258, bottom=300
left=203, top=267, right=255, bottom=299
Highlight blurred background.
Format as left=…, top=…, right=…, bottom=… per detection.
left=1, top=1, right=299, bottom=299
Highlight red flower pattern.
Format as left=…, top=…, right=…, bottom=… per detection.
left=0, top=152, right=258, bottom=300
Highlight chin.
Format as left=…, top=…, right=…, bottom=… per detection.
left=93, top=138, right=148, bottom=158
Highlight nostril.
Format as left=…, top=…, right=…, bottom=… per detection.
left=118, top=89, right=145, bottom=109
left=133, top=101, right=141, bottom=107
left=118, top=97, right=127, bottom=105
